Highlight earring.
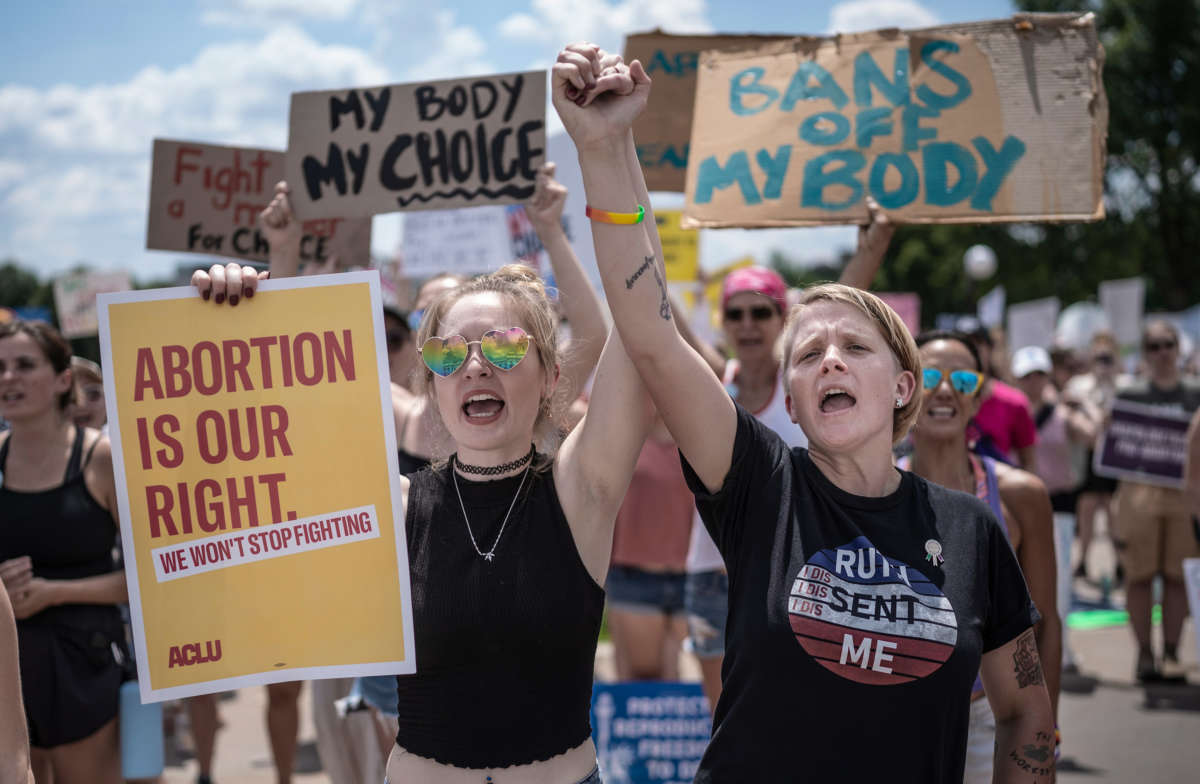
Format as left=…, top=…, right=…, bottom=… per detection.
left=895, top=398, right=903, bottom=408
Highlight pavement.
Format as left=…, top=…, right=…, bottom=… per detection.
left=160, top=528, right=1200, bottom=783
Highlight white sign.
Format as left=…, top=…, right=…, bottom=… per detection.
left=1007, top=297, right=1061, bottom=352
left=1098, top=277, right=1145, bottom=348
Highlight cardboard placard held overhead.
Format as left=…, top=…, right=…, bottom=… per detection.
left=287, top=71, right=546, bottom=219
left=146, top=140, right=372, bottom=265
left=624, top=31, right=790, bottom=192
left=683, top=14, right=1107, bottom=228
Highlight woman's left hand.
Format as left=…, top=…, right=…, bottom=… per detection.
left=552, top=43, right=650, bottom=150
left=9, top=577, right=59, bottom=620
left=190, top=262, right=269, bottom=305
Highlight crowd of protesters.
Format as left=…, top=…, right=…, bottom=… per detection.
left=1, top=41, right=1199, bottom=784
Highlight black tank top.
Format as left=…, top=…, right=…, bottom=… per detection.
left=395, top=460, right=605, bottom=768
left=0, top=427, right=121, bottom=630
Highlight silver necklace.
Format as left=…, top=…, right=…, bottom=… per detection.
left=451, top=458, right=529, bottom=563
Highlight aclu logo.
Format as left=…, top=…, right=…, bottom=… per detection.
left=168, top=639, right=223, bottom=668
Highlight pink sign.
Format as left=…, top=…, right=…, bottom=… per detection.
left=876, top=292, right=921, bottom=337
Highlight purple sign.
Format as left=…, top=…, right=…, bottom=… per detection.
left=1094, top=400, right=1192, bottom=488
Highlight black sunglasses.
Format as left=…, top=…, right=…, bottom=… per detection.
left=1144, top=340, right=1177, bottom=353
left=724, top=305, right=777, bottom=322
left=1093, top=354, right=1114, bottom=365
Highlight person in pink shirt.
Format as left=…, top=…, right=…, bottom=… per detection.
left=959, top=319, right=1038, bottom=470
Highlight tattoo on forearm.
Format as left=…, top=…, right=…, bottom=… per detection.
left=624, top=257, right=653, bottom=289
left=1007, top=746, right=1054, bottom=777
left=650, top=259, right=672, bottom=321
left=1013, top=629, right=1044, bottom=688
left=625, top=255, right=671, bottom=321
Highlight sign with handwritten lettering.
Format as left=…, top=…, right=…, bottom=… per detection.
left=98, top=272, right=414, bottom=701
left=146, top=139, right=372, bottom=265
left=683, top=15, right=1107, bottom=227
left=287, top=71, right=546, bottom=218
left=624, top=31, right=789, bottom=192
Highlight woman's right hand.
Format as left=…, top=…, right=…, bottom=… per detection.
left=551, top=43, right=650, bottom=151
left=190, top=262, right=268, bottom=305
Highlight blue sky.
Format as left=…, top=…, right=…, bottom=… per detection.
left=0, top=0, right=1014, bottom=282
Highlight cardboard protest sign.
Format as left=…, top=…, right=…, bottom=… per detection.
left=683, top=14, right=1107, bottom=228
left=53, top=270, right=132, bottom=338
left=1093, top=400, right=1192, bottom=489
left=624, top=31, right=790, bottom=192
left=146, top=140, right=372, bottom=265
left=98, top=272, right=414, bottom=701
left=287, top=71, right=546, bottom=219
left=654, top=210, right=700, bottom=282
left=592, top=682, right=711, bottom=784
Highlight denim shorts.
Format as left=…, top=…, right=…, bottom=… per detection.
left=353, top=675, right=398, bottom=718
left=684, top=570, right=728, bottom=658
left=605, top=565, right=687, bottom=616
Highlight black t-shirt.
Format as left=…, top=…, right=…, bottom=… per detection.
left=682, top=405, right=1038, bottom=783
left=1115, top=378, right=1200, bottom=415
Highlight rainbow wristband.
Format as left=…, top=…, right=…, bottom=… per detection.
left=586, top=204, right=645, bottom=225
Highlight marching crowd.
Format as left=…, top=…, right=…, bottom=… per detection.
left=2, top=42, right=1200, bottom=784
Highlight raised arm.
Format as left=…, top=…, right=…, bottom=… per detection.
left=980, top=628, right=1056, bottom=783
left=259, top=181, right=302, bottom=279
left=837, top=197, right=894, bottom=290
left=524, top=162, right=608, bottom=399
left=553, top=44, right=736, bottom=492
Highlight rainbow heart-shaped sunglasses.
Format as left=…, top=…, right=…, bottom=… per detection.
left=418, top=327, right=532, bottom=377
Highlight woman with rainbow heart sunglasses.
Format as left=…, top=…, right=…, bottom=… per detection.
left=901, top=330, right=1061, bottom=783
left=191, top=51, right=654, bottom=784
left=555, top=36, right=1053, bottom=784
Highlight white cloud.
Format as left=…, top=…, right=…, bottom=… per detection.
left=0, top=26, right=391, bottom=278
left=400, top=11, right=495, bottom=81
left=827, top=0, right=939, bottom=34
left=202, top=0, right=360, bottom=26
left=499, top=0, right=713, bottom=55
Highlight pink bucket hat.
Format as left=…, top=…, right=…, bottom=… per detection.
left=721, top=266, right=788, bottom=315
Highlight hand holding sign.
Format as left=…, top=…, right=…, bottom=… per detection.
left=551, top=45, right=649, bottom=151
left=190, top=262, right=268, bottom=306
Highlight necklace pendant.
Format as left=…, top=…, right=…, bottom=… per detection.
left=484, top=552, right=495, bottom=562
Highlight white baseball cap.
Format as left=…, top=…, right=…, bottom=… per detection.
left=1011, top=345, right=1052, bottom=379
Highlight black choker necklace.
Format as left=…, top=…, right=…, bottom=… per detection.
left=453, top=445, right=535, bottom=476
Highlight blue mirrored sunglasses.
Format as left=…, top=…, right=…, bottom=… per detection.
left=922, top=368, right=983, bottom=396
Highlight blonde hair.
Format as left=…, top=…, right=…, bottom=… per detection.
left=414, top=264, right=567, bottom=465
left=780, top=283, right=921, bottom=445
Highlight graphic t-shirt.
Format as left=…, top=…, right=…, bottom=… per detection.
left=682, top=405, right=1038, bottom=783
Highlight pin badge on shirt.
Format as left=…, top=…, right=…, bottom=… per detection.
left=924, top=539, right=944, bottom=566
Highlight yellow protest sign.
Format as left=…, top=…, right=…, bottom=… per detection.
left=98, top=272, right=414, bottom=701
left=654, top=210, right=700, bottom=282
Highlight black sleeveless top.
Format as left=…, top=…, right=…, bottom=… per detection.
left=0, top=427, right=121, bottom=631
left=395, top=459, right=605, bottom=768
